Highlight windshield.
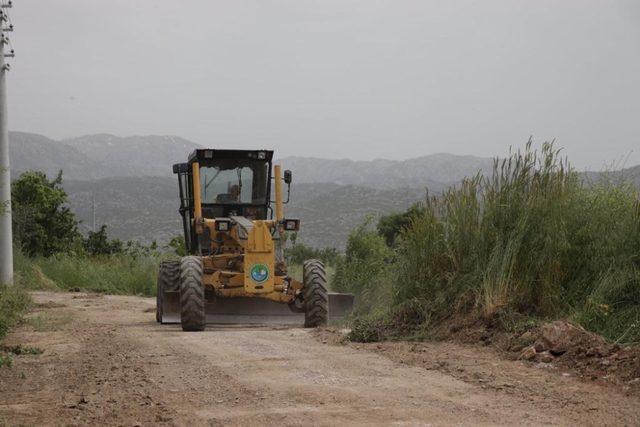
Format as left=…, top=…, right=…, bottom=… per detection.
left=199, top=161, right=268, bottom=204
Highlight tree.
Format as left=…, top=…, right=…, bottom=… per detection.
left=84, top=224, right=123, bottom=255
left=12, top=171, right=79, bottom=256
left=376, top=203, right=425, bottom=247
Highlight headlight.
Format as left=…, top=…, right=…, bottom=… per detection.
left=215, top=218, right=231, bottom=231
left=283, top=219, right=300, bottom=231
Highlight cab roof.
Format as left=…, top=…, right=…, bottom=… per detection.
left=187, top=149, right=274, bottom=163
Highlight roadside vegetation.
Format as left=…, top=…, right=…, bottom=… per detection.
left=9, top=170, right=165, bottom=297
left=5, top=144, right=640, bottom=349
left=284, top=232, right=339, bottom=283
left=0, top=285, right=30, bottom=342
left=1, top=171, right=169, bottom=345
left=14, top=250, right=159, bottom=296
left=0, top=251, right=32, bottom=362
left=335, top=142, right=640, bottom=345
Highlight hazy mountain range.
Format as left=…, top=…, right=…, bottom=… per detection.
left=9, top=132, right=199, bottom=180
left=8, top=132, right=640, bottom=249
left=9, top=131, right=494, bottom=184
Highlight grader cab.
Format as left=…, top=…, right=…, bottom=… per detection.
left=156, top=149, right=354, bottom=331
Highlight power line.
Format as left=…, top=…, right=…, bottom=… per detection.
left=0, top=0, right=14, bottom=286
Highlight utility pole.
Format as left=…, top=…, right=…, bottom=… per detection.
left=0, top=0, right=14, bottom=286
left=92, top=191, right=96, bottom=232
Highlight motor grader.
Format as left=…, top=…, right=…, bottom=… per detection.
left=156, top=148, right=354, bottom=331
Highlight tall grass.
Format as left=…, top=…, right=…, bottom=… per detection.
left=341, top=142, right=640, bottom=343
left=0, top=285, right=30, bottom=341
left=14, top=250, right=161, bottom=296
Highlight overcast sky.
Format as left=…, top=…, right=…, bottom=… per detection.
left=7, top=0, right=640, bottom=169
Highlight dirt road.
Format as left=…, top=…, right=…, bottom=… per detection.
left=1, top=291, right=638, bottom=426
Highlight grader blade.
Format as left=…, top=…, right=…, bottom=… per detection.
left=161, top=292, right=355, bottom=325
left=160, top=290, right=181, bottom=324
left=206, top=298, right=303, bottom=324
left=328, top=293, right=355, bottom=319
left=204, top=293, right=354, bottom=324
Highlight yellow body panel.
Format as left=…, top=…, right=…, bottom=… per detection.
left=192, top=162, right=203, bottom=220
left=274, top=165, right=284, bottom=221
left=190, top=160, right=297, bottom=304
left=243, top=221, right=275, bottom=294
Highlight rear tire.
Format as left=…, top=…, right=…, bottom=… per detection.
left=303, top=259, right=329, bottom=328
left=156, top=260, right=179, bottom=323
left=179, top=256, right=206, bottom=331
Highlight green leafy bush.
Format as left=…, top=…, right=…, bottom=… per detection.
left=332, top=219, right=393, bottom=312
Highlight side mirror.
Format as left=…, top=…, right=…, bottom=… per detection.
left=173, top=163, right=189, bottom=174
left=284, top=170, right=292, bottom=184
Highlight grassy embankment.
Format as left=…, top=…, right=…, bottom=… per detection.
left=13, top=250, right=160, bottom=296
left=0, top=250, right=161, bottom=350
left=334, top=143, right=640, bottom=344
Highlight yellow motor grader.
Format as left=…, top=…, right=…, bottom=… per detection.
left=156, top=149, right=354, bottom=331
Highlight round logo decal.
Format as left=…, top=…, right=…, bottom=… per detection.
left=250, top=264, right=269, bottom=283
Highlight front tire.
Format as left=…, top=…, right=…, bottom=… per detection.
left=156, top=260, right=179, bottom=323
left=179, top=256, right=206, bottom=331
left=303, top=260, right=328, bottom=327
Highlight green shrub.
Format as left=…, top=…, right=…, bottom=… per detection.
left=348, top=299, right=429, bottom=342
left=332, top=219, right=393, bottom=312
left=348, top=311, right=390, bottom=343
left=84, top=225, right=124, bottom=255
left=285, top=243, right=339, bottom=266
left=377, top=204, right=425, bottom=247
